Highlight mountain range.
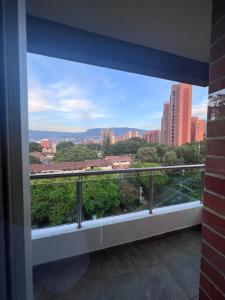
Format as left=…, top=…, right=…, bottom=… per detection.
left=29, top=128, right=147, bottom=141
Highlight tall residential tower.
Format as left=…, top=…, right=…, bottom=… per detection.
left=160, top=102, right=170, bottom=144
left=169, top=83, right=192, bottom=146
left=191, top=117, right=206, bottom=142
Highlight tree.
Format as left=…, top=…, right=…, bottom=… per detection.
left=176, top=142, right=204, bottom=164
left=137, top=146, right=158, bottom=163
left=163, top=151, right=179, bottom=166
left=119, top=179, right=140, bottom=211
left=129, top=162, right=169, bottom=200
left=56, top=141, right=74, bottom=152
left=104, top=138, right=148, bottom=156
left=31, top=178, right=75, bottom=227
left=86, top=143, right=102, bottom=151
left=156, top=144, right=172, bottom=161
left=53, top=145, right=97, bottom=162
left=82, top=176, right=120, bottom=219
left=29, top=142, right=42, bottom=153
left=30, top=155, right=41, bottom=164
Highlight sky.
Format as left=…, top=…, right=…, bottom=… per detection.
left=27, top=53, right=208, bottom=132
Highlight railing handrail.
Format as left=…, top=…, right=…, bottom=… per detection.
left=30, top=164, right=205, bottom=180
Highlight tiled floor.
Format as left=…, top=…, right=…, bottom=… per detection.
left=34, top=227, right=201, bottom=300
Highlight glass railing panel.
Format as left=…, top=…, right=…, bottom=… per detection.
left=153, top=169, right=202, bottom=209
left=82, top=172, right=150, bottom=221
left=30, top=177, right=77, bottom=229
left=30, top=166, right=204, bottom=228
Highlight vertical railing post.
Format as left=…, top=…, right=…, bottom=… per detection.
left=76, top=176, right=83, bottom=228
left=149, top=172, right=154, bottom=214
left=200, top=170, right=205, bottom=204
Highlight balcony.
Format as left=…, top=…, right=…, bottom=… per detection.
left=34, top=227, right=201, bottom=300
left=31, top=164, right=203, bottom=299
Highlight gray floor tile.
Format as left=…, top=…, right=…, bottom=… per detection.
left=164, top=253, right=200, bottom=299
left=124, top=243, right=160, bottom=270
left=149, top=234, right=186, bottom=261
left=56, top=276, right=104, bottom=300
left=102, top=270, right=145, bottom=300
left=136, top=263, right=189, bottom=300
left=99, top=247, right=135, bottom=279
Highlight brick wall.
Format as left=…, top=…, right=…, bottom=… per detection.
left=200, top=0, right=225, bottom=299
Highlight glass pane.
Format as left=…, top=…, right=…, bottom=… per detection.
left=30, top=178, right=77, bottom=229
left=154, top=169, right=201, bottom=208
left=82, top=173, right=150, bottom=221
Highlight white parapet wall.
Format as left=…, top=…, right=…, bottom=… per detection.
left=32, top=201, right=202, bottom=266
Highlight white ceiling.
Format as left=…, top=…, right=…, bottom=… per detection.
left=27, top=0, right=212, bottom=63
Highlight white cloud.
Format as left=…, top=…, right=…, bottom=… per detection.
left=28, top=80, right=107, bottom=120
left=192, top=96, right=208, bottom=119
left=29, top=121, right=85, bottom=132
left=28, top=97, right=50, bottom=112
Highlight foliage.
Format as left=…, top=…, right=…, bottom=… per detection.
left=56, top=141, right=74, bottom=151
left=83, top=176, right=120, bottom=219
left=137, top=146, right=158, bottom=163
left=176, top=142, right=204, bottom=164
left=156, top=144, right=172, bottom=161
left=129, top=162, right=169, bottom=199
left=104, top=138, right=148, bottom=155
left=31, top=179, right=75, bottom=227
left=163, top=151, right=179, bottom=166
left=29, top=142, right=42, bottom=153
left=137, top=171, right=169, bottom=198
left=31, top=176, right=121, bottom=226
left=86, top=143, right=102, bottom=151
left=30, top=155, right=41, bottom=164
left=53, top=145, right=97, bottom=162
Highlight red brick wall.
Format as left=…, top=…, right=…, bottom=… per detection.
left=200, top=0, right=225, bottom=299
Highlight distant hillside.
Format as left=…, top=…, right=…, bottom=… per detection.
left=29, top=128, right=147, bottom=141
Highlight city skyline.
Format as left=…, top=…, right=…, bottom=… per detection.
left=28, top=53, right=208, bottom=133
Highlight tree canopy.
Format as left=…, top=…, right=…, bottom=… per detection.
left=53, top=145, right=98, bottom=162
left=104, top=138, right=148, bottom=155
left=31, top=179, right=75, bottom=226
left=176, top=142, right=204, bottom=164
left=163, top=151, right=179, bottom=166
left=137, top=146, right=158, bottom=163
left=156, top=144, right=173, bottom=160
left=83, top=176, right=120, bottom=219
left=30, top=155, right=41, bottom=164
left=29, top=142, right=42, bottom=153
left=56, top=141, right=74, bottom=151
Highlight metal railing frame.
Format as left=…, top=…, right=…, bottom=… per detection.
left=30, top=164, right=205, bottom=228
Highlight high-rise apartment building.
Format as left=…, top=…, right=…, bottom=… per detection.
left=191, top=117, right=206, bottom=142
left=169, top=83, right=192, bottom=146
left=101, top=128, right=114, bottom=145
left=160, top=102, right=170, bottom=144
left=125, top=130, right=140, bottom=140
left=115, top=135, right=124, bottom=143
left=144, top=130, right=160, bottom=143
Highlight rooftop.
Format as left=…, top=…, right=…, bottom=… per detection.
left=34, top=227, right=201, bottom=300
left=30, top=157, right=132, bottom=174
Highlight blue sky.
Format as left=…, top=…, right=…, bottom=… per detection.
left=27, top=53, right=208, bottom=132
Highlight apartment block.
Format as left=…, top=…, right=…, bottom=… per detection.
left=191, top=117, right=206, bottom=142
left=144, top=130, right=160, bottom=143
left=169, top=83, right=192, bottom=146
left=160, top=102, right=170, bottom=144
